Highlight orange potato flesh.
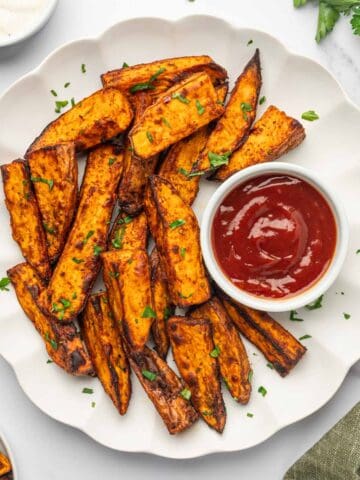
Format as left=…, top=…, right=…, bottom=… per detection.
left=27, top=142, right=78, bottom=262
left=8, top=262, right=94, bottom=376
left=191, top=297, right=251, bottom=404
left=108, top=211, right=148, bottom=252
left=213, top=105, right=306, bottom=181
left=82, top=292, right=131, bottom=415
left=1, top=160, right=51, bottom=281
left=37, top=144, right=123, bottom=322
left=0, top=451, right=11, bottom=476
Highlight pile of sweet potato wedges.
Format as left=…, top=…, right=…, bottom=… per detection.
left=2, top=51, right=306, bottom=434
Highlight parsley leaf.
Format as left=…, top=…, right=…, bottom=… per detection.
left=301, top=110, right=320, bottom=121
left=146, top=131, right=154, bottom=143
left=240, top=102, right=252, bottom=121
left=305, top=294, right=324, bottom=310
left=316, top=3, right=340, bottom=43
left=208, top=151, right=231, bottom=168
left=142, top=370, right=157, bottom=381
left=258, top=385, right=267, bottom=397
left=299, top=334, right=312, bottom=340
left=180, top=388, right=191, bottom=400
left=82, top=387, right=93, bottom=394
left=210, top=345, right=221, bottom=358
left=169, top=219, right=185, bottom=229
left=290, top=310, right=303, bottom=321
left=195, top=99, right=205, bottom=115
left=141, top=305, right=156, bottom=318
left=351, top=6, right=360, bottom=34
left=343, top=312, right=351, bottom=319
left=130, top=67, right=166, bottom=93
left=31, top=176, right=54, bottom=190
left=172, top=92, right=190, bottom=104
left=0, top=277, right=10, bottom=291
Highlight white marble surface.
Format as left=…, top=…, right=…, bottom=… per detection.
left=0, top=0, right=359, bottom=478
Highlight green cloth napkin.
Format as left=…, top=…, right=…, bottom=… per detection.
left=284, top=402, right=360, bottom=480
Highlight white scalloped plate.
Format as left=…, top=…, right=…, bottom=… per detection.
left=0, top=16, right=359, bottom=459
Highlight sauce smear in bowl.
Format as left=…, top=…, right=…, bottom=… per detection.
left=212, top=174, right=337, bottom=299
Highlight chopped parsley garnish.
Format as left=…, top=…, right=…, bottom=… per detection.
left=248, top=369, right=253, bottom=383
left=343, top=312, right=351, bottom=320
left=54, top=100, right=69, bottom=113
left=109, top=271, right=119, bottom=279
left=72, top=257, right=84, bottom=264
left=45, top=332, right=58, bottom=350
left=259, top=96, right=266, bottom=105
left=202, top=410, right=213, bottom=416
left=0, top=277, right=11, bottom=291
left=50, top=89, right=57, bottom=97
left=141, top=305, right=156, bottom=318
left=258, top=386, right=267, bottom=397
left=290, top=310, right=303, bottom=321
left=357, top=249, right=360, bottom=254
left=93, top=245, right=103, bottom=256
left=60, top=298, right=71, bottom=308
left=210, top=345, right=221, bottom=358
left=43, top=223, right=55, bottom=234
left=46, top=359, right=53, bottom=364
left=247, top=412, right=254, bottom=418
left=146, top=131, right=154, bottom=143
left=122, top=62, right=129, bottom=68
left=82, top=387, right=93, bottom=394
left=64, top=82, right=70, bottom=88
left=266, top=362, right=274, bottom=369
left=195, top=99, right=205, bottom=115
left=83, top=230, right=94, bottom=245
left=164, top=306, right=173, bottom=321
left=91, top=401, right=96, bottom=408
left=71, top=97, right=76, bottom=107
left=81, top=63, right=86, bottom=73
left=31, top=176, right=54, bottom=190
left=240, top=102, right=252, bottom=121
left=172, top=92, right=190, bottom=104
left=129, top=67, right=166, bottom=93
left=117, top=216, right=133, bottom=225
left=247, top=39, right=253, bottom=46
left=180, top=388, right=192, bottom=401
left=142, top=370, right=157, bottom=381
left=112, top=226, right=125, bottom=249
left=178, top=167, right=204, bottom=178
left=299, top=334, right=312, bottom=341
left=180, top=247, right=186, bottom=258
left=178, top=291, right=193, bottom=299
left=301, top=110, right=319, bottom=121
left=169, top=219, right=185, bottom=229
left=161, top=117, right=171, bottom=128
left=305, top=295, right=324, bottom=310
left=208, top=151, right=231, bottom=168
left=108, top=157, right=117, bottom=166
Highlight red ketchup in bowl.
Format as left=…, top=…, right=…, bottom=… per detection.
left=212, top=174, right=337, bottom=299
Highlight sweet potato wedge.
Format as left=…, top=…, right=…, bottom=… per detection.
left=109, top=211, right=148, bottom=252
left=82, top=292, right=131, bottom=415
left=128, top=345, right=198, bottom=434
left=220, top=295, right=306, bottom=376
left=26, top=87, right=133, bottom=155
left=129, top=72, right=224, bottom=159
left=0, top=451, right=11, bottom=477
left=191, top=297, right=251, bottom=404
left=213, top=105, right=306, bottom=181
left=194, top=50, right=262, bottom=174
left=8, top=262, right=94, bottom=376
left=27, top=143, right=78, bottom=262
left=101, top=249, right=153, bottom=350
left=101, top=55, right=213, bottom=91
left=149, top=248, right=174, bottom=359
left=37, top=144, right=123, bottom=322
left=1, top=160, right=51, bottom=281
left=144, top=175, right=211, bottom=308
left=167, top=316, right=226, bottom=432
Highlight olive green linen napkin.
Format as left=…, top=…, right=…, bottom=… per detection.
left=284, top=402, right=360, bottom=480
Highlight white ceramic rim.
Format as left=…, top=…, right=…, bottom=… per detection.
left=0, top=431, right=17, bottom=479
left=0, top=0, right=58, bottom=48
left=201, top=162, right=349, bottom=312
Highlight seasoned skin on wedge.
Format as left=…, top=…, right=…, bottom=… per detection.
left=129, top=72, right=224, bottom=159
left=220, top=295, right=306, bottom=376
left=101, top=55, right=213, bottom=91
left=109, top=211, right=148, bottom=252
left=101, top=249, right=153, bottom=350
left=128, top=345, right=198, bottom=434
left=194, top=49, right=262, bottom=174
left=8, top=262, right=94, bottom=376
left=149, top=248, right=174, bottom=359
left=38, top=144, right=123, bottom=322
left=82, top=292, right=131, bottom=415
left=1, top=160, right=51, bottom=281
left=144, top=175, right=211, bottom=308
left=213, top=105, right=306, bottom=181
left=191, top=297, right=251, bottom=404
left=0, top=451, right=11, bottom=477
left=27, top=143, right=78, bottom=262
left=26, top=87, right=133, bottom=155
left=167, top=316, right=226, bottom=432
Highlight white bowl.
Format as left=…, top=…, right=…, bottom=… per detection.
left=201, top=162, right=349, bottom=312
left=0, top=0, right=58, bottom=48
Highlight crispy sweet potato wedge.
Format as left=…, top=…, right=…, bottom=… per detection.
left=26, top=88, right=133, bottom=155
left=191, top=297, right=251, bottom=404
left=27, top=143, right=78, bottom=262
left=144, top=175, right=211, bottom=308
left=38, top=144, right=123, bottom=322
left=109, top=211, right=147, bottom=251
left=220, top=295, right=306, bottom=376
left=167, top=316, right=226, bottom=432
left=1, top=160, right=51, bottom=281
left=149, top=248, right=174, bottom=359
left=213, top=105, right=306, bottom=181
left=129, top=72, right=224, bottom=159
left=82, top=292, right=131, bottom=415
left=194, top=50, right=262, bottom=174
left=128, top=345, right=198, bottom=434
left=0, top=451, right=11, bottom=477
left=101, top=55, right=213, bottom=91
left=8, top=262, right=94, bottom=376
left=101, top=249, right=153, bottom=350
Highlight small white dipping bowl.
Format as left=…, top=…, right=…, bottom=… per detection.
left=201, top=162, right=349, bottom=312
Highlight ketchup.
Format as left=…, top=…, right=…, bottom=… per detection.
left=212, top=174, right=337, bottom=299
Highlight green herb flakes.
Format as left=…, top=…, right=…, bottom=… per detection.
left=240, top=102, right=252, bottom=121
left=141, top=305, right=156, bottom=318
left=169, top=219, right=185, bottom=229
left=247, top=39, right=253, bottom=46
left=210, top=345, right=221, bottom=358
left=142, top=370, right=157, bottom=381
left=180, top=247, right=186, bottom=258
left=299, top=334, right=312, bottom=341
left=0, top=277, right=11, bottom=291
left=208, top=151, right=231, bottom=168
left=130, top=67, right=166, bottom=93
left=81, top=63, right=86, bottom=73
left=82, top=387, right=93, bottom=394
left=306, top=295, right=324, bottom=310
left=195, top=99, right=205, bottom=115
left=162, top=117, right=171, bottom=128
left=64, top=82, right=70, bottom=88
left=247, top=412, right=254, bottom=418
left=343, top=312, right=351, bottom=320
left=93, top=245, right=103, bottom=256
left=180, top=388, right=191, bottom=401
left=31, top=176, right=54, bottom=190
left=258, top=386, right=267, bottom=397
left=248, top=369, right=253, bottom=383
left=83, top=230, right=94, bottom=245
left=290, top=310, right=303, bottom=321
left=43, top=223, right=55, bottom=234
left=259, top=96, right=266, bottom=105
left=146, top=131, right=154, bottom=143
left=50, top=89, right=57, bottom=97
left=72, top=257, right=84, bottom=264
left=301, top=110, right=319, bottom=121
left=54, top=100, right=68, bottom=114
left=172, top=92, right=190, bottom=104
